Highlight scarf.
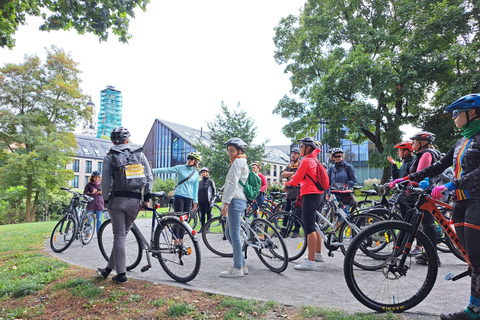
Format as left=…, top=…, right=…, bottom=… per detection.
left=230, top=154, right=247, bottom=165
left=289, top=160, right=299, bottom=170
left=461, top=119, right=480, bottom=139
left=91, top=180, right=100, bottom=187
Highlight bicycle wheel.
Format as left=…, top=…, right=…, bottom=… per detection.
left=344, top=220, right=438, bottom=312
left=211, top=204, right=222, bottom=218
left=250, top=218, right=289, bottom=273
left=338, top=212, right=384, bottom=256
left=97, top=219, right=143, bottom=271
left=445, top=234, right=466, bottom=262
left=80, top=213, right=96, bottom=245
left=273, top=201, right=287, bottom=213
left=268, top=211, right=306, bottom=261
left=50, top=215, right=77, bottom=253
left=201, top=216, right=233, bottom=257
left=187, top=209, right=198, bottom=230
left=154, top=218, right=201, bottom=283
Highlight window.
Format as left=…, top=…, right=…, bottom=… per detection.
left=98, top=162, right=103, bottom=172
left=82, top=147, right=90, bottom=155
left=273, top=165, right=277, bottom=177
left=72, top=159, right=80, bottom=172
left=86, top=161, right=92, bottom=173
left=94, top=149, right=102, bottom=157
left=85, top=176, right=90, bottom=186
left=72, top=175, right=79, bottom=188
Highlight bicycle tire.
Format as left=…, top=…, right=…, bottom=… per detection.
left=344, top=220, right=438, bottom=312
left=445, top=235, right=466, bottom=262
left=273, top=201, right=287, bottom=213
left=338, top=212, right=385, bottom=256
left=201, top=216, right=233, bottom=257
left=250, top=218, right=289, bottom=273
left=187, top=209, right=199, bottom=230
left=154, top=218, right=201, bottom=283
left=267, top=211, right=307, bottom=261
left=50, top=214, right=77, bottom=253
left=80, top=213, right=96, bottom=245
left=97, top=219, right=143, bottom=271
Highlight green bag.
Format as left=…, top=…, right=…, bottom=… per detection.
left=239, top=164, right=262, bottom=200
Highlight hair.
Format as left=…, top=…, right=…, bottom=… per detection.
left=472, top=107, right=480, bottom=117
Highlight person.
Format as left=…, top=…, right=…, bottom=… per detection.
left=220, top=137, right=250, bottom=278
left=281, top=147, right=302, bottom=237
left=390, top=131, right=442, bottom=261
left=97, top=127, right=153, bottom=283
left=285, top=137, right=329, bottom=271
left=251, top=162, right=267, bottom=217
left=391, top=94, right=480, bottom=320
left=198, top=167, right=216, bottom=232
left=387, top=141, right=414, bottom=180
left=327, top=148, right=358, bottom=207
left=84, top=171, right=106, bottom=233
left=152, top=152, right=200, bottom=238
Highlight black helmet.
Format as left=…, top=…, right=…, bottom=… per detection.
left=110, top=127, right=131, bottom=144
left=291, top=147, right=300, bottom=154
left=91, top=171, right=101, bottom=177
left=409, top=131, right=435, bottom=143
left=224, top=137, right=247, bottom=152
left=299, top=137, right=321, bottom=149
left=330, top=147, right=344, bottom=155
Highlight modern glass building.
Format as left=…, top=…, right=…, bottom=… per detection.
left=97, top=85, right=122, bottom=138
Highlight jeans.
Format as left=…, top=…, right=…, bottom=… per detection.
left=225, top=198, right=247, bottom=269
left=88, top=210, right=106, bottom=233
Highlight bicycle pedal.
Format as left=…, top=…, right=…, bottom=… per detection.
left=141, top=265, right=150, bottom=272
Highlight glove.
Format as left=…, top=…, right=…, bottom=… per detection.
left=389, top=178, right=404, bottom=189
left=419, top=178, right=430, bottom=190
left=431, top=185, right=447, bottom=200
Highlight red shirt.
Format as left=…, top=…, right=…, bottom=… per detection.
left=286, top=149, right=328, bottom=196
left=258, top=173, right=267, bottom=192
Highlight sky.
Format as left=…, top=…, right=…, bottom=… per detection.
left=0, top=1, right=310, bottom=146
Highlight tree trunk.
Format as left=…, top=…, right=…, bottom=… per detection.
left=380, top=167, right=391, bottom=184
left=31, top=190, right=40, bottom=222
left=25, top=178, right=33, bottom=223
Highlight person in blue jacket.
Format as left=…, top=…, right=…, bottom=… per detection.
left=326, top=148, right=358, bottom=207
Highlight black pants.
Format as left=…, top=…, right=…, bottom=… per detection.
left=198, top=201, right=212, bottom=227
left=173, top=196, right=193, bottom=239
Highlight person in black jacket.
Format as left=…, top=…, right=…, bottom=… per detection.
left=387, top=141, right=414, bottom=180
left=198, top=167, right=216, bottom=232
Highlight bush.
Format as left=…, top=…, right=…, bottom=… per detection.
left=153, top=177, right=176, bottom=196
left=35, top=190, right=71, bottom=222
left=0, top=186, right=27, bottom=225
left=267, top=184, right=284, bottom=193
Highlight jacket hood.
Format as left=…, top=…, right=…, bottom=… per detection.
left=110, top=144, right=132, bottom=153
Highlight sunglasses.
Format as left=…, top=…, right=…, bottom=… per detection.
left=187, top=157, right=195, bottom=161
left=332, top=155, right=342, bottom=158
left=452, top=109, right=471, bottom=119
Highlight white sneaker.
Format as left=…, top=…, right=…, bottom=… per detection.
left=314, top=252, right=324, bottom=262
left=294, top=259, right=317, bottom=271
left=220, top=267, right=244, bottom=278
left=242, top=265, right=249, bottom=275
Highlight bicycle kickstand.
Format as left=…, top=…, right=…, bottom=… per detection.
left=141, top=250, right=152, bottom=273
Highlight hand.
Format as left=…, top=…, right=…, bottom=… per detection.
left=192, top=203, right=198, bottom=211
left=92, top=188, right=97, bottom=194
left=419, top=178, right=430, bottom=189
left=140, top=201, right=149, bottom=210
left=221, top=203, right=229, bottom=216
left=325, top=193, right=330, bottom=201
left=431, top=185, right=447, bottom=200
left=389, top=178, right=404, bottom=189
left=387, top=156, right=396, bottom=165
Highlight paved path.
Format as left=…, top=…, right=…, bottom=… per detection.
left=47, top=218, right=469, bottom=319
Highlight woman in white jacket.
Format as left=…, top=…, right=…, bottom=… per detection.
left=221, top=137, right=249, bottom=278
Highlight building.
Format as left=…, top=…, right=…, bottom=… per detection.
left=260, top=146, right=290, bottom=185
left=81, top=100, right=97, bottom=136
left=97, top=85, right=122, bottom=138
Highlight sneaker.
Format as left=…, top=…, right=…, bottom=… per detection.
left=409, top=247, right=423, bottom=256
left=294, top=259, right=317, bottom=271
left=314, top=253, right=324, bottom=262
left=440, top=311, right=472, bottom=320
left=96, top=268, right=111, bottom=279
left=242, top=265, right=249, bottom=275
left=291, top=232, right=299, bottom=238
left=112, top=273, right=128, bottom=283
left=220, top=267, right=244, bottom=278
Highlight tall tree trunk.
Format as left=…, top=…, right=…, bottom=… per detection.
left=380, top=167, right=391, bottom=184
left=31, top=190, right=40, bottom=222
left=25, top=177, right=33, bottom=223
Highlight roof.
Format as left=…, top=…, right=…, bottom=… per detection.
left=263, top=146, right=290, bottom=165
left=267, top=145, right=291, bottom=155
left=73, top=134, right=142, bottom=159
left=156, top=119, right=212, bottom=147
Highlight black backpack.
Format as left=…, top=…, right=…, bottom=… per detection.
left=110, top=147, right=147, bottom=190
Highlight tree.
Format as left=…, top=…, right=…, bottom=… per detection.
left=0, top=0, right=150, bottom=49
left=194, top=102, right=267, bottom=188
left=272, top=0, right=476, bottom=183
left=0, top=46, right=92, bottom=222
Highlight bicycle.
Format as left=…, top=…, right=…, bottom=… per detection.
left=50, top=187, right=95, bottom=253
left=201, top=213, right=289, bottom=273
left=343, top=184, right=471, bottom=312
left=97, top=191, right=201, bottom=283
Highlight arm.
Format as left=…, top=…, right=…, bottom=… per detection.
left=101, top=154, right=113, bottom=202
left=259, top=173, right=267, bottom=192
left=142, top=153, right=153, bottom=202
left=192, top=172, right=199, bottom=204
left=286, top=159, right=308, bottom=187
left=222, top=159, right=244, bottom=204
left=416, top=152, right=433, bottom=172
left=390, top=163, right=399, bottom=180
left=409, top=146, right=455, bottom=182
left=209, top=180, right=216, bottom=203
left=347, top=164, right=358, bottom=188
left=152, top=165, right=183, bottom=175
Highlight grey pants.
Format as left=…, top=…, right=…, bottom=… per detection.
left=106, top=196, right=142, bottom=274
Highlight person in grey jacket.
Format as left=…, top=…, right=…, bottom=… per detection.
left=97, top=127, right=153, bottom=284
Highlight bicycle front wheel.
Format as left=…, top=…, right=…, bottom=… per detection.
left=202, top=216, right=233, bottom=257
left=343, top=220, right=438, bottom=312
left=154, top=218, right=201, bottom=283
left=268, top=211, right=306, bottom=261
left=97, top=219, right=143, bottom=271
left=250, top=218, right=289, bottom=273
left=50, top=215, right=77, bottom=253
left=338, top=212, right=384, bottom=256
left=80, top=213, right=96, bottom=245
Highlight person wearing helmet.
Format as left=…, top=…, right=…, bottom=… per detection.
left=281, top=147, right=302, bottom=236
left=97, top=127, right=153, bottom=284
left=84, top=171, right=106, bottom=233
left=393, top=94, right=480, bottom=320
left=251, top=163, right=267, bottom=218
left=327, top=147, right=358, bottom=203
left=387, top=141, right=414, bottom=180
left=198, top=167, right=216, bottom=232
left=221, top=137, right=250, bottom=277
left=286, top=137, right=329, bottom=271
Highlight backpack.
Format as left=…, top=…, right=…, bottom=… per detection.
left=239, top=164, right=262, bottom=200
left=110, top=147, right=147, bottom=190
left=306, top=158, right=330, bottom=192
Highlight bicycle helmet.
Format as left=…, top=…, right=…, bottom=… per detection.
left=298, top=137, right=321, bottom=149
left=330, top=147, right=344, bottom=154
left=110, top=127, right=131, bottom=144
left=187, top=152, right=200, bottom=161
left=445, top=93, right=480, bottom=113
left=91, top=171, right=101, bottom=177
left=291, top=147, right=300, bottom=154
left=394, top=141, right=413, bottom=151
left=224, top=137, right=247, bottom=152
left=251, top=162, right=260, bottom=169
left=409, top=131, right=435, bottom=143
left=200, top=167, right=209, bottom=172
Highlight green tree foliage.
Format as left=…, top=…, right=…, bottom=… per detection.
left=272, top=0, right=477, bottom=182
left=153, top=177, right=176, bottom=196
left=194, top=102, right=267, bottom=188
left=0, top=0, right=150, bottom=49
left=0, top=46, right=92, bottom=222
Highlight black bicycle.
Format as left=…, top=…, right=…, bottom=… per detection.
left=50, top=187, right=95, bottom=253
